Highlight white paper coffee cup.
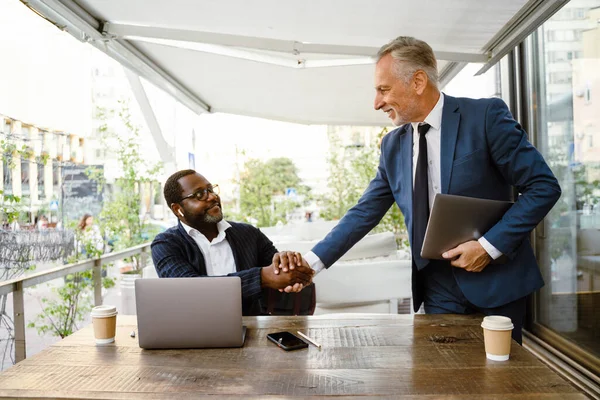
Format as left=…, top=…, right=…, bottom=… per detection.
left=91, top=305, right=117, bottom=345
left=481, top=316, right=514, bottom=361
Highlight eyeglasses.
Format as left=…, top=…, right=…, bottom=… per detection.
left=180, top=184, right=220, bottom=202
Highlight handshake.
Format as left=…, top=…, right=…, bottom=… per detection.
left=261, top=251, right=314, bottom=293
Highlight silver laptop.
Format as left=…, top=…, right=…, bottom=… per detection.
left=135, top=277, right=246, bottom=349
left=420, top=194, right=513, bottom=260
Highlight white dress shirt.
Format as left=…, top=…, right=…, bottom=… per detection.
left=412, top=93, right=443, bottom=212
left=305, top=93, right=502, bottom=275
left=181, top=220, right=236, bottom=276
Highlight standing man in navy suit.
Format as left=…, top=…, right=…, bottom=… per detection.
left=274, top=36, right=561, bottom=343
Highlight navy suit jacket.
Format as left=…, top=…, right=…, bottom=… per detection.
left=312, top=95, right=561, bottom=311
left=151, top=221, right=314, bottom=315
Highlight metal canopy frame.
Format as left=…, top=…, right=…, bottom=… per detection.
left=477, top=0, right=569, bottom=75
left=22, top=0, right=568, bottom=122
left=103, top=23, right=490, bottom=65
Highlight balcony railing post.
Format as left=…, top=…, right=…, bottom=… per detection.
left=14, top=281, right=26, bottom=363
left=0, top=242, right=151, bottom=363
left=93, top=258, right=102, bottom=307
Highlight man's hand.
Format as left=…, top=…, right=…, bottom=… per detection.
left=272, top=251, right=313, bottom=293
left=261, top=259, right=313, bottom=291
left=442, top=240, right=491, bottom=272
left=272, top=251, right=303, bottom=273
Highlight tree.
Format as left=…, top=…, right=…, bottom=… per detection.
left=0, top=137, right=50, bottom=227
left=237, top=157, right=309, bottom=227
left=28, top=99, right=162, bottom=340
left=319, top=128, right=407, bottom=247
left=0, top=190, right=20, bottom=227
left=1, top=135, right=57, bottom=365
left=96, top=101, right=163, bottom=270
left=319, top=132, right=363, bottom=221
left=27, top=228, right=113, bottom=339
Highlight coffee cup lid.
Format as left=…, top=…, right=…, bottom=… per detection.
left=91, top=305, right=117, bottom=318
left=481, top=315, right=513, bottom=331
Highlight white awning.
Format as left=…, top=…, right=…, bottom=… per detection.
left=24, top=0, right=567, bottom=125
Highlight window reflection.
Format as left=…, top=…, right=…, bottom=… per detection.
left=535, top=0, right=600, bottom=362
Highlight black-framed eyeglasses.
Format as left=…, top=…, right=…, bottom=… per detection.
left=180, top=184, right=220, bottom=202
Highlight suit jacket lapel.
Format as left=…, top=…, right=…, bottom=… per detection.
left=177, top=222, right=208, bottom=275
left=440, top=95, right=460, bottom=194
left=177, top=221, right=198, bottom=249
left=400, top=124, right=413, bottom=242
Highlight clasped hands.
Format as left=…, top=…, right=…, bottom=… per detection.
left=261, top=251, right=312, bottom=293
left=261, top=240, right=491, bottom=294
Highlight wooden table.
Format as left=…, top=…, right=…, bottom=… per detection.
left=0, top=314, right=586, bottom=399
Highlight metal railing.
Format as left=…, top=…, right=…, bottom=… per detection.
left=0, top=243, right=151, bottom=363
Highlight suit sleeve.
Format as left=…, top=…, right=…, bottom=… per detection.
left=312, top=141, right=396, bottom=267
left=223, top=227, right=277, bottom=300
left=152, top=237, right=200, bottom=278
left=152, top=235, right=263, bottom=300
left=483, top=98, right=561, bottom=257
left=227, top=268, right=263, bottom=300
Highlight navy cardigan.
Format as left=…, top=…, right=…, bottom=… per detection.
left=151, top=221, right=314, bottom=315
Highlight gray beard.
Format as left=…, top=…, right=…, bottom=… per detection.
left=203, top=210, right=223, bottom=224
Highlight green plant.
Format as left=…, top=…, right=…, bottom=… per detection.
left=0, top=139, right=18, bottom=170
left=27, top=227, right=115, bottom=338
left=36, top=152, right=50, bottom=166
left=319, top=127, right=408, bottom=247
left=236, top=157, right=310, bottom=227
left=1, top=134, right=51, bottom=227
left=1, top=138, right=40, bottom=169
left=26, top=98, right=162, bottom=339
left=1, top=129, right=110, bottom=341
left=0, top=190, right=21, bottom=225
left=96, top=100, right=162, bottom=271
left=84, top=165, right=106, bottom=193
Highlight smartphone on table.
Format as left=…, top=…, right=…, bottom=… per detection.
left=267, top=331, right=308, bottom=351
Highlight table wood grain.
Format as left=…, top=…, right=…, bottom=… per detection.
left=0, top=314, right=587, bottom=399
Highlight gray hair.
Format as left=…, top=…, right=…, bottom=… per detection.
left=376, top=36, right=439, bottom=88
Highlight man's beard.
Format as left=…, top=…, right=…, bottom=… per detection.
left=203, top=209, right=223, bottom=223
left=184, top=205, right=224, bottom=225
left=392, top=97, right=420, bottom=126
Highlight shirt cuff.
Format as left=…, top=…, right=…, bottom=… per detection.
left=478, top=237, right=503, bottom=260
left=304, top=251, right=325, bottom=276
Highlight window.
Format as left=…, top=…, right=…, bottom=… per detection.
left=37, top=163, right=45, bottom=200
left=558, top=7, right=573, bottom=19
left=548, top=30, right=579, bottom=42
left=52, top=161, right=60, bottom=188
left=2, top=158, right=12, bottom=195
left=548, top=51, right=568, bottom=62
left=529, top=0, right=600, bottom=375
left=21, top=159, right=29, bottom=196
left=550, top=72, right=572, bottom=84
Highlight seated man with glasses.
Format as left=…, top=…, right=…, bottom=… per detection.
left=151, top=169, right=316, bottom=316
